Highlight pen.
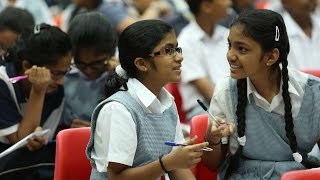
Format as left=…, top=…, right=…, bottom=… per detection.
left=197, top=99, right=224, bottom=126
left=197, top=99, right=235, bottom=144
left=164, top=141, right=213, bottom=151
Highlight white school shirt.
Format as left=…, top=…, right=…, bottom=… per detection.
left=281, top=11, right=320, bottom=69
left=91, top=78, right=185, bottom=179
left=209, top=68, right=308, bottom=123
left=178, top=21, right=230, bottom=112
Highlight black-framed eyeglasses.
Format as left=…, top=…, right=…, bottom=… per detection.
left=149, top=47, right=182, bottom=58
left=50, top=68, right=71, bottom=80
left=74, top=56, right=110, bottom=71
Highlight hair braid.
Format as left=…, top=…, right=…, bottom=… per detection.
left=224, top=78, right=247, bottom=180
left=282, top=59, right=320, bottom=168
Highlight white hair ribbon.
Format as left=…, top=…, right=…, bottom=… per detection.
left=292, top=152, right=303, bottom=163
left=237, top=136, right=246, bottom=146
left=115, top=65, right=128, bottom=79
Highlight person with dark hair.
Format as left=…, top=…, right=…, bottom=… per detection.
left=219, top=0, right=256, bottom=28
left=178, top=0, right=231, bottom=121
left=86, top=19, right=209, bottom=180
left=202, top=9, right=320, bottom=180
left=0, top=6, right=35, bottom=57
left=61, top=12, right=118, bottom=128
left=0, top=23, right=72, bottom=179
left=61, top=0, right=190, bottom=35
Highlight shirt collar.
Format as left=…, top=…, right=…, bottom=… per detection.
left=246, top=77, right=300, bottom=103
left=127, top=78, right=173, bottom=112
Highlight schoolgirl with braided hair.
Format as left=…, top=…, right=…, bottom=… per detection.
left=202, top=9, right=320, bottom=179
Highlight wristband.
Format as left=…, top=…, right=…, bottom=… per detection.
left=204, top=135, right=221, bottom=146
left=159, top=155, right=169, bottom=173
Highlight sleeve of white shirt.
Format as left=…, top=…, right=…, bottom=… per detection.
left=94, top=101, right=137, bottom=172
left=179, top=39, right=207, bottom=83
left=209, top=77, right=234, bottom=122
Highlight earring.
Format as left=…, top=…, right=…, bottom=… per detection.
left=266, top=62, right=271, bottom=66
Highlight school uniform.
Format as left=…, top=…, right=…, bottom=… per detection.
left=209, top=68, right=320, bottom=179
left=61, top=65, right=107, bottom=126
left=86, top=78, right=185, bottom=180
left=0, top=61, right=64, bottom=179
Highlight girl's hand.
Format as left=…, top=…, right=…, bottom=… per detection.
left=25, top=65, right=52, bottom=94
left=71, top=119, right=91, bottom=128
left=26, top=127, right=48, bottom=151
left=163, top=136, right=209, bottom=171
left=205, top=116, right=235, bottom=144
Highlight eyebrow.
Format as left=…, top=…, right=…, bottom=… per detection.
left=228, top=38, right=249, bottom=47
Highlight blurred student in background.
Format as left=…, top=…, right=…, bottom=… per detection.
left=61, top=12, right=118, bottom=128
left=0, top=7, right=34, bottom=58
left=178, top=0, right=232, bottom=121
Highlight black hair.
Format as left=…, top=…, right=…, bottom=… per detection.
left=7, top=23, right=72, bottom=73
left=68, top=12, right=117, bottom=61
left=105, top=19, right=173, bottom=97
left=0, top=7, right=35, bottom=34
left=187, top=0, right=211, bottom=16
left=224, top=9, right=319, bottom=180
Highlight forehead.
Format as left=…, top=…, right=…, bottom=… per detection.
left=229, top=25, right=261, bottom=47
left=47, top=52, right=72, bottom=70
left=76, top=48, right=109, bottom=62
left=152, top=31, right=178, bottom=51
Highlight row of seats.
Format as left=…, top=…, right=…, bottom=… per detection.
left=53, top=114, right=320, bottom=180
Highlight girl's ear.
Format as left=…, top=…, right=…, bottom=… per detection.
left=134, top=57, right=148, bottom=72
left=22, top=60, right=32, bottom=71
left=265, top=48, right=280, bottom=66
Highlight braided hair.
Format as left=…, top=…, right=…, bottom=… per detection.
left=224, top=9, right=319, bottom=180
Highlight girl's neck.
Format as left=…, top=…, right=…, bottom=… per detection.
left=137, top=76, right=163, bottom=99
left=250, top=69, right=281, bottom=103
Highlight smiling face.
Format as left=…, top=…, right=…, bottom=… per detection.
left=227, top=25, right=270, bottom=80
left=145, top=31, right=183, bottom=85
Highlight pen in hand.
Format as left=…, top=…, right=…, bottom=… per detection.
left=164, top=141, right=213, bottom=151
left=197, top=99, right=224, bottom=126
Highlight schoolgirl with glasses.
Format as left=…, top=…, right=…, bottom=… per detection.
left=0, top=23, right=72, bottom=179
left=86, top=19, right=209, bottom=180
left=61, top=12, right=118, bottom=129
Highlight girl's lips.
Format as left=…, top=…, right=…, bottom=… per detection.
left=230, top=64, right=241, bottom=72
left=173, top=65, right=181, bottom=70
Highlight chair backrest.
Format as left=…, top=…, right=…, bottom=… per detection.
left=165, top=83, right=187, bottom=124
left=281, top=168, right=320, bottom=180
left=300, top=69, right=320, bottom=78
left=190, top=114, right=218, bottom=180
left=54, top=127, right=91, bottom=180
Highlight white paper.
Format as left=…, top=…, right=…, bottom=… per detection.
left=0, top=129, right=50, bottom=159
